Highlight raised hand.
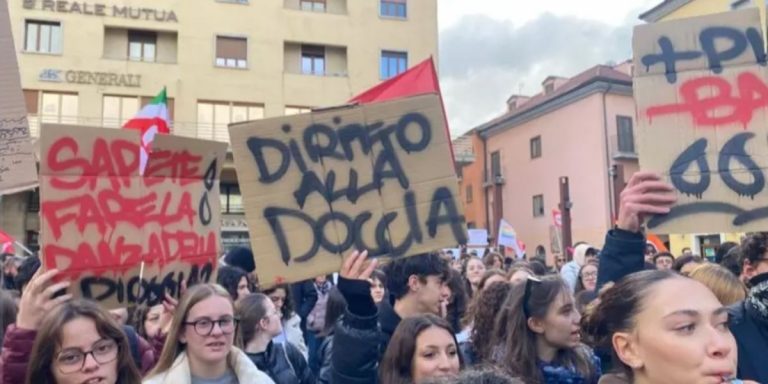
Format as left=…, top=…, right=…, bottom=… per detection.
left=16, top=268, right=72, bottom=330
left=340, top=250, right=378, bottom=281
left=616, top=172, right=677, bottom=233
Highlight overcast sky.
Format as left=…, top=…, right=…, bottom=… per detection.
left=438, top=0, right=660, bottom=137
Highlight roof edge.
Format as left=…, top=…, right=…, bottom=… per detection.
left=639, top=0, right=692, bottom=22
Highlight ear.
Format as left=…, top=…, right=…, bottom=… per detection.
left=527, top=317, right=545, bottom=335
left=742, top=259, right=755, bottom=279
left=259, top=317, right=269, bottom=330
left=407, top=275, right=421, bottom=293
left=612, top=331, right=643, bottom=370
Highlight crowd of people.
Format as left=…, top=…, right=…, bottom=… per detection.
left=0, top=172, right=766, bottom=383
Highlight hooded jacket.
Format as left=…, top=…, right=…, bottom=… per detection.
left=245, top=341, right=314, bottom=384
left=561, top=244, right=592, bottom=292
left=729, top=272, right=768, bottom=383
left=143, top=347, right=275, bottom=384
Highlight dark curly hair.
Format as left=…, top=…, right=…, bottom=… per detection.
left=216, top=265, right=250, bottom=301
left=467, top=281, right=513, bottom=364
left=445, top=269, right=469, bottom=333
left=740, top=233, right=768, bottom=267
left=263, top=283, right=295, bottom=321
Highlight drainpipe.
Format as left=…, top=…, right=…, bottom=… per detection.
left=481, top=133, right=491, bottom=234
left=602, top=84, right=616, bottom=228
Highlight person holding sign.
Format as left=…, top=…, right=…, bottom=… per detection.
left=144, top=284, right=274, bottom=384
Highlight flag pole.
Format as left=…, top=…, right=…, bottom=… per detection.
left=13, top=241, right=33, bottom=256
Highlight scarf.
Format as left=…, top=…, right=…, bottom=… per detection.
left=746, top=273, right=768, bottom=324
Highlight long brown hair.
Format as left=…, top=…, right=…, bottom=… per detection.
left=237, top=293, right=271, bottom=345
left=493, top=276, right=595, bottom=383
left=380, top=314, right=463, bottom=384
left=26, top=299, right=142, bottom=384
left=148, top=283, right=241, bottom=378
left=467, top=281, right=513, bottom=364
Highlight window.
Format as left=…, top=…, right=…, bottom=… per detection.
left=26, top=231, right=40, bottom=253
left=301, top=45, right=325, bottom=75
left=102, top=96, right=139, bottom=128
left=617, top=116, right=635, bottom=153
left=103, top=95, right=175, bottom=129
left=220, top=185, right=244, bottom=214
left=25, top=20, right=62, bottom=54
left=380, top=0, right=406, bottom=18
left=465, top=185, right=473, bottom=203
left=533, top=195, right=544, bottom=217
left=41, top=92, right=78, bottom=124
left=285, top=106, right=312, bottom=115
left=530, top=136, right=542, bottom=159
left=27, top=189, right=40, bottom=213
left=128, top=31, right=156, bottom=62
left=197, top=101, right=264, bottom=142
left=300, top=0, right=325, bottom=11
left=216, top=36, right=247, bottom=68
left=380, top=51, right=407, bottom=79
left=490, top=151, right=501, bottom=178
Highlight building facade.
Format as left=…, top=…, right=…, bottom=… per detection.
left=0, top=0, right=437, bottom=254
left=452, top=129, right=487, bottom=232
left=472, top=63, right=639, bottom=264
left=640, top=0, right=757, bottom=257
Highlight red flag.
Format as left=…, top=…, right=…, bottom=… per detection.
left=349, top=57, right=455, bottom=162
left=0, top=229, right=15, bottom=254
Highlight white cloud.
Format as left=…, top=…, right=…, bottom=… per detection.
left=438, top=0, right=660, bottom=136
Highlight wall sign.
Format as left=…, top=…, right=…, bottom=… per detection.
left=22, top=0, right=178, bottom=22
left=39, top=69, right=141, bottom=88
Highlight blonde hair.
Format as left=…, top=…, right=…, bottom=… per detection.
left=688, top=263, right=746, bottom=306
left=148, top=283, right=241, bottom=378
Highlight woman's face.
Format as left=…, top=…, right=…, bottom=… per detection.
left=52, top=316, right=119, bottom=384
left=410, top=326, right=460, bottom=383
left=616, top=278, right=737, bottom=384
left=180, top=296, right=236, bottom=366
left=267, top=288, right=287, bottom=312
left=143, top=305, right=164, bottom=339
left=236, top=276, right=251, bottom=302
left=466, top=259, right=486, bottom=285
left=580, top=264, right=598, bottom=292
left=371, top=277, right=386, bottom=304
left=509, top=270, right=531, bottom=285
left=491, top=257, right=503, bottom=269
left=260, top=298, right=283, bottom=338
left=530, top=290, right=581, bottom=350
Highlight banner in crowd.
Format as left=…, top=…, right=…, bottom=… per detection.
left=229, top=94, right=467, bottom=286
left=633, top=9, right=768, bottom=234
left=39, top=124, right=227, bottom=308
left=467, top=229, right=489, bottom=246
left=0, top=0, right=38, bottom=195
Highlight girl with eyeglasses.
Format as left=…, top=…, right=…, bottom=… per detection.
left=144, top=284, right=274, bottom=384
left=25, top=298, right=142, bottom=384
left=492, top=275, right=600, bottom=383
left=237, top=293, right=314, bottom=384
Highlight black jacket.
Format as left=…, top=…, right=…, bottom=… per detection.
left=246, top=341, right=315, bottom=384
left=330, top=277, right=387, bottom=384
left=315, top=334, right=333, bottom=384
left=729, top=274, right=768, bottom=383
left=292, top=280, right=319, bottom=331
left=596, top=228, right=646, bottom=291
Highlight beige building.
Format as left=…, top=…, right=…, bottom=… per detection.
left=1, top=0, right=437, bottom=253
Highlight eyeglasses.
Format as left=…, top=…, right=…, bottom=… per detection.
left=581, top=271, right=598, bottom=279
left=183, top=317, right=239, bottom=336
left=522, top=276, right=542, bottom=319
left=56, top=338, right=119, bottom=374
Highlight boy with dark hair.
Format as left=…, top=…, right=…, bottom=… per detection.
left=330, top=250, right=451, bottom=383
left=653, top=252, right=674, bottom=270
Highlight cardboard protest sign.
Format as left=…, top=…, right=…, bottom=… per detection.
left=39, top=124, right=227, bottom=308
left=0, top=0, right=38, bottom=195
left=230, top=94, right=467, bottom=286
left=633, top=9, right=768, bottom=234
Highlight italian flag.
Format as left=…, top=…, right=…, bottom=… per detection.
left=122, top=88, right=171, bottom=175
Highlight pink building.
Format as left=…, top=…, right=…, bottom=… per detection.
left=474, top=63, right=639, bottom=263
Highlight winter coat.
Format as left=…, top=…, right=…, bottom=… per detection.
left=246, top=341, right=314, bottom=384
left=292, top=280, right=319, bottom=332
left=315, top=335, right=333, bottom=384
left=595, top=228, right=646, bottom=291
left=143, top=347, right=275, bottom=384
left=729, top=285, right=768, bottom=382
left=273, top=313, right=308, bottom=360
left=330, top=277, right=382, bottom=384
left=0, top=323, right=158, bottom=383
